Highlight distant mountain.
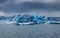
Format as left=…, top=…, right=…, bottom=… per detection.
left=0, top=16, right=6, bottom=20
left=0, top=16, right=15, bottom=20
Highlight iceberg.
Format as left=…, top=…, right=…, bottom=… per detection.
left=10, top=15, right=47, bottom=25
left=0, top=15, right=60, bottom=25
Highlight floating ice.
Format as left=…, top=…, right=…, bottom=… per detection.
left=0, top=15, right=60, bottom=25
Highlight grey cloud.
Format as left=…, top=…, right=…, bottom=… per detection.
left=0, top=2, right=60, bottom=12
left=0, top=0, right=60, bottom=17
left=0, top=0, right=7, bottom=3
left=0, top=0, right=60, bottom=6
left=0, top=0, right=60, bottom=14
left=0, top=0, right=60, bottom=5
left=12, top=0, right=60, bottom=4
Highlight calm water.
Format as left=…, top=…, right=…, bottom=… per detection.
left=0, top=24, right=60, bottom=38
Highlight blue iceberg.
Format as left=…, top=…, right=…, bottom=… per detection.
left=11, top=15, right=47, bottom=25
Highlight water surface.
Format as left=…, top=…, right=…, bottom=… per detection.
left=0, top=24, right=60, bottom=38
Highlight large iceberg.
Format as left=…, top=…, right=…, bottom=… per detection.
left=11, top=15, right=47, bottom=25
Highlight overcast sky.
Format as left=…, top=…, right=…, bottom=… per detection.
left=0, top=0, right=59, bottom=4
left=0, top=0, right=60, bottom=17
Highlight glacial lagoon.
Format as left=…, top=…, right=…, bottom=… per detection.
left=0, top=24, right=60, bottom=38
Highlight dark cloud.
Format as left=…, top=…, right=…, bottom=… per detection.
left=0, top=0, right=7, bottom=3
left=0, top=0, right=60, bottom=14
left=0, top=2, right=60, bottom=13
left=0, top=0, right=60, bottom=16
